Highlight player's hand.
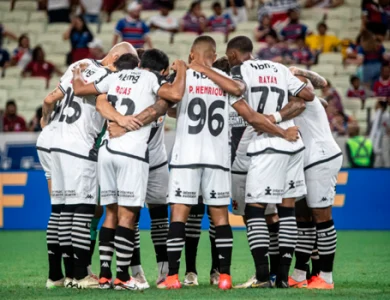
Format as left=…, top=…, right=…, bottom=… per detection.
left=171, top=59, right=187, bottom=72
left=117, top=115, right=143, bottom=131
left=78, top=62, right=89, bottom=72
left=108, top=122, right=127, bottom=138
left=72, top=66, right=82, bottom=79
left=289, top=66, right=298, bottom=75
left=188, top=60, right=206, bottom=73
left=284, top=126, right=300, bottom=142
left=265, top=114, right=276, bottom=124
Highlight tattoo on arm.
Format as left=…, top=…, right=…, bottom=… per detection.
left=280, top=97, right=306, bottom=121
left=293, top=68, right=327, bottom=89
left=135, top=99, right=172, bottom=125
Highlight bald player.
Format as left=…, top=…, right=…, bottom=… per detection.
left=42, top=42, right=138, bottom=289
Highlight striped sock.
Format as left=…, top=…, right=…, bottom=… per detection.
left=130, top=212, right=141, bottom=275
left=88, top=217, right=100, bottom=266
left=267, top=222, right=279, bottom=276
left=72, top=204, right=95, bottom=280
left=215, top=225, right=233, bottom=275
left=99, top=227, right=115, bottom=279
left=167, top=222, right=186, bottom=276
left=47, top=204, right=64, bottom=281
left=310, top=239, right=320, bottom=277
left=59, top=205, right=76, bottom=279
left=245, top=205, right=270, bottom=282
left=149, top=205, right=169, bottom=263
left=316, top=219, right=337, bottom=284
left=293, top=222, right=316, bottom=281
left=277, top=206, right=298, bottom=283
left=185, top=202, right=204, bottom=274
left=208, top=208, right=219, bottom=274
left=115, top=226, right=135, bottom=282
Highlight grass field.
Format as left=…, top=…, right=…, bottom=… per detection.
left=0, top=231, right=390, bottom=300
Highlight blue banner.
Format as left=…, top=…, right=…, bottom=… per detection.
left=0, top=169, right=389, bottom=230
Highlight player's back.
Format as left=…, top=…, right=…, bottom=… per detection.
left=294, top=96, right=341, bottom=166
left=232, top=59, right=306, bottom=155
left=170, top=68, right=230, bottom=170
left=52, top=60, right=107, bottom=158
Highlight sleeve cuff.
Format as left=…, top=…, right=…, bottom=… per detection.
left=292, top=82, right=306, bottom=97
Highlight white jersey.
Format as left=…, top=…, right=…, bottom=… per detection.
left=294, top=96, right=342, bottom=168
left=148, top=115, right=167, bottom=167
left=51, top=60, right=107, bottom=159
left=231, top=59, right=306, bottom=156
left=94, top=68, right=166, bottom=161
left=170, top=68, right=237, bottom=170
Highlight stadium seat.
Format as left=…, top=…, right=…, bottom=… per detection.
left=326, top=20, right=344, bottom=33
left=364, top=98, right=378, bottom=110
left=19, top=23, right=45, bottom=36
left=46, top=23, right=69, bottom=34
left=319, top=53, right=342, bottom=64
left=36, top=33, right=62, bottom=47
left=384, top=41, right=390, bottom=51
left=335, top=64, right=357, bottom=76
left=311, top=64, right=335, bottom=77
left=4, top=67, right=23, bottom=79
left=340, top=30, right=360, bottom=40
left=149, top=31, right=172, bottom=46
left=100, top=22, right=115, bottom=34
left=0, top=89, right=9, bottom=108
left=3, top=22, right=21, bottom=34
left=29, top=11, right=47, bottom=22
left=236, top=22, right=258, bottom=33
left=326, top=7, right=352, bottom=20
left=201, top=32, right=226, bottom=44
left=0, top=78, right=20, bottom=90
left=14, top=1, right=37, bottom=11
left=0, top=2, right=9, bottom=12
left=20, top=78, right=48, bottom=91
left=356, top=109, right=368, bottom=123
left=345, top=0, right=361, bottom=7
left=47, top=54, right=67, bottom=67
left=51, top=43, right=71, bottom=55
left=343, top=98, right=362, bottom=112
left=2, top=11, right=28, bottom=23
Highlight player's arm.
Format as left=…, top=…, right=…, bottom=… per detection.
left=232, top=99, right=299, bottom=142
left=41, top=86, right=65, bottom=128
left=189, top=61, right=245, bottom=97
left=289, top=66, right=327, bottom=89
left=96, top=94, right=143, bottom=131
left=269, top=96, right=306, bottom=123
left=157, top=60, right=187, bottom=102
left=72, top=67, right=100, bottom=96
left=135, top=98, right=175, bottom=125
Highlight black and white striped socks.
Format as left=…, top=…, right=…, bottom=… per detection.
left=208, top=209, right=219, bottom=274
left=245, top=205, right=270, bottom=282
left=99, top=227, right=115, bottom=279
left=59, top=205, right=76, bottom=279
left=114, top=226, right=135, bottom=282
left=149, top=206, right=169, bottom=264
left=167, top=222, right=186, bottom=276
left=47, top=204, right=64, bottom=281
left=267, top=222, right=280, bottom=277
left=277, top=206, right=298, bottom=283
left=72, top=205, right=95, bottom=280
left=130, top=213, right=142, bottom=275
left=185, top=202, right=204, bottom=274
left=215, top=225, right=233, bottom=275
left=317, top=219, right=337, bottom=284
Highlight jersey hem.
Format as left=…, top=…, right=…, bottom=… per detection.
left=169, top=163, right=230, bottom=172
left=50, top=148, right=97, bottom=162
left=104, top=143, right=149, bottom=163
left=292, top=82, right=306, bottom=96
left=149, top=161, right=168, bottom=171
left=36, top=146, right=51, bottom=153
left=304, top=152, right=343, bottom=171
left=247, top=146, right=305, bottom=157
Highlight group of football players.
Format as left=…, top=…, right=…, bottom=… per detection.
left=36, top=34, right=342, bottom=292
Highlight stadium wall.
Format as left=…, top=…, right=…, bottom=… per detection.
left=0, top=169, right=389, bottom=230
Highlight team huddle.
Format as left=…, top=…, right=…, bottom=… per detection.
left=36, top=34, right=342, bottom=291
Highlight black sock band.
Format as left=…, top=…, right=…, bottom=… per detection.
left=99, top=226, right=116, bottom=279
left=267, top=221, right=279, bottom=276
left=115, top=226, right=135, bottom=282
left=167, top=222, right=186, bottom=276
left=149, top=205, right=169, bottom=263
left=185, top=202, right=204, bottom=274
left=294, top=221, right=316, bottom=272
left=47, top=204, right=64, bottom=281
left=215, top=224, right=233, bottom=275
left=316, top=219, right=337, bottom=273
left=245, top=205, right=269, bottom=282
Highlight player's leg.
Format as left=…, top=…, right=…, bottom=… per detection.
left=307, top=156, right=342, bottom=290
left=288, top=198, right=316, bottom=288
left=203, top=168, right=233, bottom=290
left=146, top=164, right=169, bottom=284
left=157, top=168, right=200, bottom=289
left=184, top=198, right=204, bottom=286
left=208, top=206, right=220, bottom=285
left=265, top=205, right=279, bottom=286
left=88, top=204, right=104, bottom=278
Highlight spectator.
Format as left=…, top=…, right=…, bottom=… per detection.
left=102, top=0, right=125, bottom=22
left=63, top=15, right=94, bottom=63
left=322, top=79, right=344, bottom=112
left=254, top=14, right=277, bottom=42
left=180, top=1, right=207, bottom=35
left=22, top=46, right=62, bottom=82
left=304, top=0, right=344, bottom=8
left=305, top=22, right=340, bottom=54
left=361, top=0, right=388, bottom=36
left=29, top=106, right=43, bottom=132
left=280, top=9, right=308, bottom=43
left=10, top=34, right=32, bottom=69
left=373, top=64, right=390, bottom=97
left=344, top=34, right=361, bottom=64
left=0, top=46, right=10, bottom=77
left=208, top=2, right=235, bottom=36
left=329, top=110, right=350, bottom=136
left=258, top=0, right=299, bottom=27
left=79, top=0, right=102, bottom=24
left=346, top=122, right=375, bottom=168
left=0, top=23, right=18, bottom=47
left=149, top=2, right=179, bottom=33
left=47, top=0, right=71, bottom=23
left=3, top=100, right=27, bottom=132
left=357, top=31, right=387, bottom=88
left=88, top=39, right=105, bottom=60
left=113, top=2, right=152, bottom=49
left=257, top=31, right=288, bottom=63
left=226, top=0, right=249, bottom=24
left=346, top=75, right=368, bottom=101
left=288, top=36, right=315, bottom=67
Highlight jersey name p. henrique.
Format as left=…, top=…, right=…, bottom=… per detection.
left=51, top=59, right=107, bottom=159
left=170, top=68, right=239, bottom=171
left=231, top=59, right=306, bottom=156
left=294, top=96, right=342, bottom=169
left=94, top=68, right=167, bottom=161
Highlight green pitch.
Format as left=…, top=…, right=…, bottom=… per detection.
left=0, top=231, right=390, bottom=300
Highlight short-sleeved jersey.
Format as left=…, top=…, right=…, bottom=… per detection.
left=294, top=96, right=341, bottom=168
left=170, top=68, right=236, bottom=171
left=50, top=60, right=107, bottom=159
left=231, top=59, right=306, bottom=155
left=94, top=68, right=165, bottom=161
